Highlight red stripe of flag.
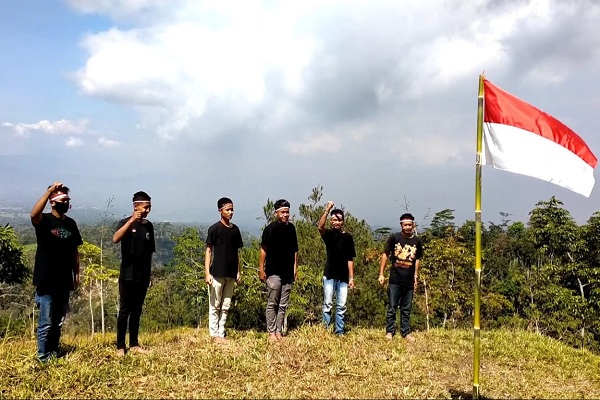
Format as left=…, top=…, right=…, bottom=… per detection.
left=484, top=79, right=597, bottom=169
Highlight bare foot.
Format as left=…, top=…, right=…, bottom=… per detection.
left=403, top=334, right=415, bottom=342
left=116, top=348, right=126, bottom=357
left=385, top=332, right=393, bottom=340
left=268, top=334, right=278, bottom=342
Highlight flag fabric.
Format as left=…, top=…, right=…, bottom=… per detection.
left=482, top=79, right=597, bottom=197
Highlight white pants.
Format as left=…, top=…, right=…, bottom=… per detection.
left=208, top=277, right=235, bottom=337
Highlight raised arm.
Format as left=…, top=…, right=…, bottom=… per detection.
left=112, top=210, right=143, bottom=243
left=31, top=182, right=62, bottom=225
left=317, top=201, right=335, bottom=235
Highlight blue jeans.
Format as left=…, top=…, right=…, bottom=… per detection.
left=386, top=283, right=414, bottom=337
left=35, top=292, right=69, bottom=362
left=323, top=278, right=348, bottom=335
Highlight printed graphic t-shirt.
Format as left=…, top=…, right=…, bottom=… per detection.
left=384, top=233, right=423, bottom=287
left=33, top=213, right=83, bottom=293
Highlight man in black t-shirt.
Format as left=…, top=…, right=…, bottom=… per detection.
left=113, top=191, right=155, bottom=357
left=318, top=201, right=355, bottom=336
left=31, top=182, right=83, bottom=362
left=259, top=199, right=298, bottom=341
left=378, top=213, right=423, bottom=341
left=205, top=197, right=243, bottom=343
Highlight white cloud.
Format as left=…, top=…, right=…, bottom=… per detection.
left=286, top=122, right=375, bottom=155
left=71, top=0, right=584, bottom=142
left=287, top=134, right=339, bottom=155
left=98, top=137, right=120, bottom=147
left=66, top=137, right=85, bottom=147
left=73, top=2, right=318, bottom=138
left=11, top=0, right=597, bottom=229
left=2, top=119, right=89, bottom=137
left=388, top=134, right=472, bottom=167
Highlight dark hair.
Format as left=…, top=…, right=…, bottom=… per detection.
left=47, top=185, right=70, bottom=196
left=132, top=191, right=151, bottom=202
left=330, top=208, right=344, bottom=220
left=400, top=213, right=415, bottom=221
left=274, top=199, right=290, bottom=210
left=218, top=197, right=233, bottom=209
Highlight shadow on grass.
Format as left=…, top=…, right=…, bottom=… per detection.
left=57, top=343, right=77, bottom=358
left=449, top=388, right=491, bottom=400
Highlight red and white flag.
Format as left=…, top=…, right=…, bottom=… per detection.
left=482, top=79, right=597, bottom=197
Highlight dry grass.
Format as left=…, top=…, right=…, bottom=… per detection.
left=2, top=326, right=600, bottom=399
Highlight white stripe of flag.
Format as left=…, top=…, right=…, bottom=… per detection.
left=482, top=79, right=597, bottom=197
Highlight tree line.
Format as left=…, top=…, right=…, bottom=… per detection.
left=1, top=187, right=600, bottom=352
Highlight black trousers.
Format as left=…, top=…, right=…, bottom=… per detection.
left=116, top=280, right=148, bottom=349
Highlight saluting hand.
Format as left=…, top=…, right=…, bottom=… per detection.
left=131, top=210, right=144, bottom=222
left=50, top=181, right=64, bottom=192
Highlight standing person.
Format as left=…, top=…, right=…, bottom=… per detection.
left=317, top=201, right=356, bottom=336
left=31, top=182, right=83, bottom=362
left=113, top=191, right=155, bottom=357
left=378, top=213, right=423, bottom=341
left=205, top=197, right=243, bottom=343
left=258, top=199, right=298, bottom=342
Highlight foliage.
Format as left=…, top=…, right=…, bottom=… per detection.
left=228, top=241, right=266, bottom=330
left=0, top=224, right=31, bottom=338
left=419, top=225, right=473, bottom=329
left=169, top=227, right=207, bottom=327
left=77, top=242, right=119, bottom=335
left=0, top=224, right=29, bottom=285
left=428, top=208, right=456, bottom=238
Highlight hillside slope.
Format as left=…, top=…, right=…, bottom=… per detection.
left=2, top=326, right=600, bottom=398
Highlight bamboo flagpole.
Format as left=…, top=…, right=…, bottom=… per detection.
left=473, top=73, right=598, bottom=398
left=473, top=74, right=485, bottom=399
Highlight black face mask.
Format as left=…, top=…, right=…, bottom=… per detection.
left=54, top=202, right=69, bottom=214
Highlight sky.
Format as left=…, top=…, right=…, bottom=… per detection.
left=1, top=0, right=600, bottom=231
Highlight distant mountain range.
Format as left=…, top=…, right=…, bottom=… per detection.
left=0, top=201, right=262, bottom=239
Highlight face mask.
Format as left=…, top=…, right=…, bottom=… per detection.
left=54, top=202, right=69, bottom=214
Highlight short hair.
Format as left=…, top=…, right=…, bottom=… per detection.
left=330, top=208, right=344, bottom=220
left=132, top=191, right=151, bottom=202
left=400, top=213, right=415, bottom=222
left=218, top=197, right=233, bottom=209
left=274, top=199, right=290, bottom=210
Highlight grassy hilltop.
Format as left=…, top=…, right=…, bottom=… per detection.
left=2, top=326, right=600, bottom=399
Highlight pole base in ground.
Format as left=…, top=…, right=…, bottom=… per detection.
left=473, top=384, right=480, bottom=399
